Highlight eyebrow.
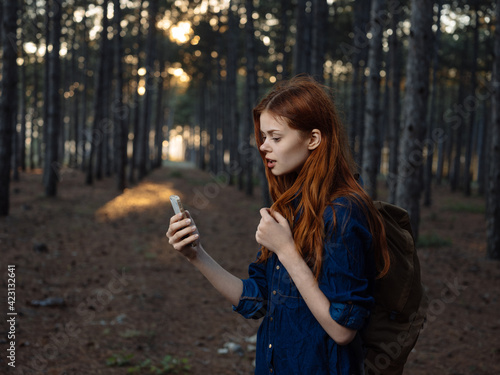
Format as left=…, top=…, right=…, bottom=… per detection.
left=260, top=129, right=282, bottom=136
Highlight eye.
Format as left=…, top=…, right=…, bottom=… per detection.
left=272, top=137, right=281, bottom=142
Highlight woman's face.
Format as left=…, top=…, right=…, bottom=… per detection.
left=258, top=111, right=313, bottom=176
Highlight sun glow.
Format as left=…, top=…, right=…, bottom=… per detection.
left=169, top=21, right=193, bottom=44
left=167, top=66, right=191, bottom=84
left=96, top=182, right=178, bottom=221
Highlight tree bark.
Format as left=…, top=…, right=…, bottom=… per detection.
left=44, top=0, right=62, bottom=197
left=362, top=0, right=385, bottom=199
left=450, top=43, right=468, bottom=192
left=387, top=5, right=402, bottom=204
left=244, top=0, right=258, bottom=197
left=80, top=8, right=89, bottom=171
left=348, top=0, right=370, bottom=165
left=278, top=0, right=291, bottom=79
left=435, top=81, right=446, bottom=185
left=477, top=99, right=489, bottom=195
left=227, top=0, right=240, bottom=186
left=86, top=0, right=109, bottom=185
left=423, top=0, right=442, bottom=207
left=311, top=0, right=328, bottom=82
left=138, top=0, right=159, bottom=180
left=395, top=0, right=433, bottom=240
left=114, top=0, right=127, bottom=191
left=293, top=0, right=310, bottom=75
left=464, top=1, right=479, bottom=197
left=487, top=0, right=500, bottom=260
left=19, top=28, right=27, bottom=174
left=153, top=58, right=165, bottom=169
left=0, top=0, right=18, bottom=215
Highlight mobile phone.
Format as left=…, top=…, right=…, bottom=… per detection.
left=170, top=195, right=197, bottom=247
left=170, top=195, right=186, bottom=217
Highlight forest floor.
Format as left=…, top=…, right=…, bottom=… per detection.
left=1, top=162, right=500, bottom=375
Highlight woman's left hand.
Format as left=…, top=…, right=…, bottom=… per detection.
left=255, top=208, right=295, bottom=259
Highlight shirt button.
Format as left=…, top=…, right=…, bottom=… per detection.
left=269, top=344, right=272, bottom=349
left=276, top=265, right=280, bottom=270
left=272, top=290, right=277, bottom=295
left=270, top=317, right=273, bottom=322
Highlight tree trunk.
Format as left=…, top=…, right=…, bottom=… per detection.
left=464, top=1, right=479, bottom=197
left=450, top=44, right=468, bottom=192
left=138, top=0, right=159, bottom=180
left=362, top=0, right=385, bottom=199
left=114, top=0, right=126, bottom=191
left=477, top=99, right=489, bottom=195
left=69, top=23, right=78, bottom=168
left=127, top=0, right=144, bottom=183
left=244, top=0, right=258, bottom=197
left=387, top=5, right=402, bottom=204
left=30, top=56, right=38, bottom=170
left=19, top=34, right=27, bottom=173
left=42, top=0, right=50, bottom=179
left=153, top=58, right=165, bottom=169
left=103, top=16, right=114, bottom=179
left=80, top=9, right=89, bottom=171
left=198, top=81, right=207, bottom=171
left=311, top=0, right=328, bottom=82
left=0, top=0, right=18, bottom=215
left=44, top=0, right=62, bottom=197
left=423, top=0, right=442, bottom=207
left=227, top=0, right=240, bottom=186
left=435, top=81, right=446, bottom=185
left=348, top=0, right=371, bottom=165
left=293, top=0, right=310, bottom=75
left=395, top=0, right=433, bottom=240
left=487, top=0, right=500, bottom=260
left=279, top=0, right=291, bottom=80
left=86, top=1, right=109, bottom=185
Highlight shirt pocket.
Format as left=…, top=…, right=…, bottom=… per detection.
left=276, top=291, right=303, bottom=309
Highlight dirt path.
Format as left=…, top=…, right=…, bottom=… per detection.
left=1, top=164, right=499, bottom=374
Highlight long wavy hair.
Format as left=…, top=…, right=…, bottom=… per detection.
left=253, top=75, right=390, bottom=280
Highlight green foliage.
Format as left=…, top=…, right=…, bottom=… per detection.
left=119, top=329, right=143, bottom=338
left=107, top=353, right=191, bottom=374
left=444, top=200, right=486, bottom=214
left=169, top=170, right=184, bottom=178
left=106, top=353, right=135, bottom=367
left=417, top=233, right=452, bottom=248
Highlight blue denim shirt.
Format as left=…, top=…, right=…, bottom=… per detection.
left=233, top=197, right=375, bottom=374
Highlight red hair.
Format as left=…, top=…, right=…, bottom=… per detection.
left=253, top=75, right=390, bottom=280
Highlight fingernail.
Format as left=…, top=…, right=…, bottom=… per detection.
left=185, top=219, right=191, bottom=224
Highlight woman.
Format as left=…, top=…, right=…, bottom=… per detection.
left=166, top=75, right=390, bottom=374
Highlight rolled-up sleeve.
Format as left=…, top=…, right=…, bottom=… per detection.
left=320, top=199, right=375, bottom=331
left=233, top=253, right=268, bottom=319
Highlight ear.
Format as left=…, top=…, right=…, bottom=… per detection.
left=308, top=129, right=322, bottom=150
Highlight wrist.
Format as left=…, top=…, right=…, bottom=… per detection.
left=278, top=243, right=302, bottom=268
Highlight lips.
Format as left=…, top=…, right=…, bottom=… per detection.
left=267, top=160, right=276, bottom=168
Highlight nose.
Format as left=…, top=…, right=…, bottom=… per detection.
left=260, top=138, right=271, bottom=153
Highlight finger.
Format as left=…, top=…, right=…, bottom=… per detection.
left=263, top=209, right=280, bottom=224
left=169, top=212, right=185, bottom=224
left=260, top=208, right=273, bottom=220
left=174, top=233, right=200, bottom=249
left=271, top=210, right=287, bottom=224
left=172, top=225, right=197, bottom=242
left=169, top=218, right=192, bottom=234
left=166, top=221, right=187, bottom=239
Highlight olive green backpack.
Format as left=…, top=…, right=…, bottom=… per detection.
left=362, top=201, right=428, bottom=375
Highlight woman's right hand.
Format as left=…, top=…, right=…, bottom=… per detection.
left=166, top=211, right=200, bottom=260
